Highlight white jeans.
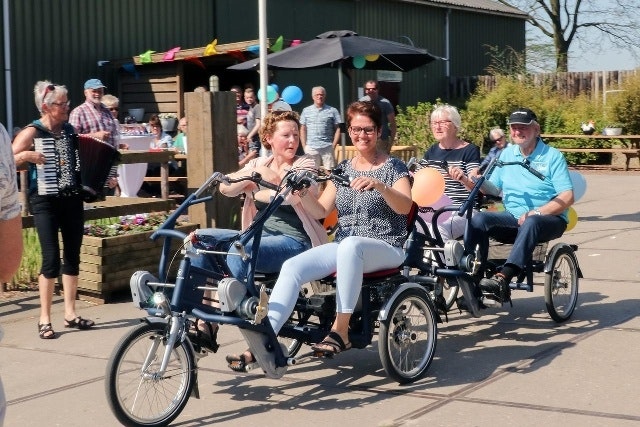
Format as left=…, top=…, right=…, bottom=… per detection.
left=267, top=236, right=405, bottom=334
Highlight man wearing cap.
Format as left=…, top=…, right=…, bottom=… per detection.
left=69, top=78, right=119, bottom=148
left=70, top=78, right=121, bottom=191
left=462, top=107, right=574, bottom=311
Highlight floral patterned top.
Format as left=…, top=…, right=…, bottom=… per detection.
left=334, top=156, right=409, bottom=247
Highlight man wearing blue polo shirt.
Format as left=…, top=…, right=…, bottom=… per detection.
left=300, top=86, right=342, bottom=169
left=464, top=107, right=574, bottom=306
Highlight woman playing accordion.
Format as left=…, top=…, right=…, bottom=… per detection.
left=12, top=81, right=99, bottom=340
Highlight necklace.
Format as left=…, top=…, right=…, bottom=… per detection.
left=356, top=152, right=378, bottom=171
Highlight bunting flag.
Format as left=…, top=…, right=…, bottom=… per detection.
left=204, top=39, right=218, bottom=56
left=121, top=62, right=139, bottom=79
left=162, top=47, right=181, bottom=61
left=246, top=44, right=260, bottom=54
left=184, top=56, right=205, bottom=69
left=139, top=50, right=155, bottom=63
left=270, top=35, right=284, bottom=52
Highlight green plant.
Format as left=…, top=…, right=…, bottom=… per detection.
left=395, top=101, right=436, bottom=156
left=83, top=212, right=172, bottom=237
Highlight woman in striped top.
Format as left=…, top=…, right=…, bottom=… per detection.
left=422, top=104, right=480, bottom=241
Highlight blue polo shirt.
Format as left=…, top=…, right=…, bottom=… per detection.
left=490, top=138, right=573, bottom=222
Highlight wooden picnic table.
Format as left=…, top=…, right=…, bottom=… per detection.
left=540, top=134, right=640, bottom=170
left=20, top=150, right=178, bottom=228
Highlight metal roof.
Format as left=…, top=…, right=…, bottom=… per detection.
left=397, top=0, right=528, bottom=18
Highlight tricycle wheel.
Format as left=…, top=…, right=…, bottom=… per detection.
left=378, top=288, right=437, bottom=384
left=545, top=246, right=579, bottom=322
left=105, top=322, right=195, bottom=427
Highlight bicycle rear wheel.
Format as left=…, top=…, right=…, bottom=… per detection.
left=105, top=322, right=196, bottom=427
left=544, top=246, right=579, bottom=322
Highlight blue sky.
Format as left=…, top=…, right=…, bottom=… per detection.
left=524, top=0, right=639, bottom=72
left=569, top=38, right=640, bottom=72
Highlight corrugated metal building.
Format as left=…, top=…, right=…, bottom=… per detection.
left=1, top=0, right=526, bottom=130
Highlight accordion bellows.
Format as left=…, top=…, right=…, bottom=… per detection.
left=34, top=134, right=119, bottom=202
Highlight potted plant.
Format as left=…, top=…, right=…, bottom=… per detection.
left=158, top=113, right=178, bottom=132
left=79, top=213, right=198, bottom=302
left=602, top=123, right=624, bottom=136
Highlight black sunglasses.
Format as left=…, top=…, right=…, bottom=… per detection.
left=42, top=84, right=55, bottom=104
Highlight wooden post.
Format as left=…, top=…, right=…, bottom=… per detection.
left=184, top=91, right=239, bottom=229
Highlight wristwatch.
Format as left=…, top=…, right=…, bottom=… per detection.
left=534, top=209, right=542, bottom=215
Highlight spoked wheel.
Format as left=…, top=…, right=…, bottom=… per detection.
left=545, top=247, right=579, bottom=322
left=378, top=288, right=438, bottom=384
left=105, top=322, right=196, bottom=427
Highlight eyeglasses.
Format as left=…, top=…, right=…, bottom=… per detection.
left=349, top=126, right=376, bottom=135
left=491, top=136, right=504, bottom=143
left=109, top=107, right=119, bottom=112
left=364, top=87, right=377, bottom=92
left=42, top=84, right=55, bottom=104
left=51, top=101, right=71, bottom=108
left=431, top=120, right=452, bottom=127
left=150, top=124, right=161, bottom=129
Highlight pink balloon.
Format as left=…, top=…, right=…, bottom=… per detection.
left=411, top=167, right=445, bottom=206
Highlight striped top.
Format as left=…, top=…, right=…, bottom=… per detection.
left=423, top=142, right=481, bottom=206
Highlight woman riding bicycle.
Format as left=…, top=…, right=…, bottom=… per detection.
left=226, top=101, right=413, bottom=370
left=191, top=110, right=327, bottom=350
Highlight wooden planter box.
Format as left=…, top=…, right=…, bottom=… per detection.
left=78, top=223, right=198, bottom=303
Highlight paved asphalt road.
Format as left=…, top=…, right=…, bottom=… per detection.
left=1, top=171, right=639, bottom=426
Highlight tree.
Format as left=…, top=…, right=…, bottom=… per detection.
left=497, top=0, right=640, bottom=72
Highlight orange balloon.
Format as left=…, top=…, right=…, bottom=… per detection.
left=412, top=167, right=445, bottom=206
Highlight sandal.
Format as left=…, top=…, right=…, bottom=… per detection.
left=311, top=331, right=352, bottom=357
left=64, top=316, right=95, bottom=330
left=38, top=323, right=56, bottom=339
left=225, top=351, right=256, bottom=372
left=189, top=320, right=219, bottom=353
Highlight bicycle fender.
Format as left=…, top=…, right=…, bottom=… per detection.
left=545, top=243, right=583, bottom=278
left=378, top=283, right=441, bottom=324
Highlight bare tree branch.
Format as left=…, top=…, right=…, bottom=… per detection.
left=496, top=0, right=640, bottom=71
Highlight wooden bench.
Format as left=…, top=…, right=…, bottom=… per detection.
left=541, top=134, right=640, bottom=171
left=556, top=148, right=640, bottom=171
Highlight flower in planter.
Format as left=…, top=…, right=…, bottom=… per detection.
left=158, top=113, right=178, bottom=120
left=84, top=212, right=176, bottom=237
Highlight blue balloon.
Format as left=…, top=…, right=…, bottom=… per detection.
left=257, top=86, right=278, bottom=104
left=270, top=83, right=279, bottom=94
left=569, top=170, right=587, bottom=202
left=281, top=85, right=303, bottom=105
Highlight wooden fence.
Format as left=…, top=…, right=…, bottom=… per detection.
left=449, top=69, right=639, bottom=100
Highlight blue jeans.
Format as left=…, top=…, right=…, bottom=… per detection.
left=464, top=211, right=567, bottom=270
left=190, top=228, right=311, bottom=281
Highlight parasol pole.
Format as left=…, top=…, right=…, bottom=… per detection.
left=338, top=63, right=346, bottom=160
left=259, top=0, right=268, bottom=155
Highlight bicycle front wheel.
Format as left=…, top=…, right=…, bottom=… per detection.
left=105, top=322, right=196, bottom=427
left=378, top=288, right=438, bottom=384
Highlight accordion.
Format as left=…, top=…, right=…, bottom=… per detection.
left=34, top=134, right=120, bottom=202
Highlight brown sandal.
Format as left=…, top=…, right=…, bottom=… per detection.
left=38, top=323, right=56, bottom=339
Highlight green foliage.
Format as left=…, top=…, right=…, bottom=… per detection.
left=611, top=73, right=640, bottom=134
left=396, top=101, right=435, bottom=157
left=12, top=228, right=41, bottom=287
